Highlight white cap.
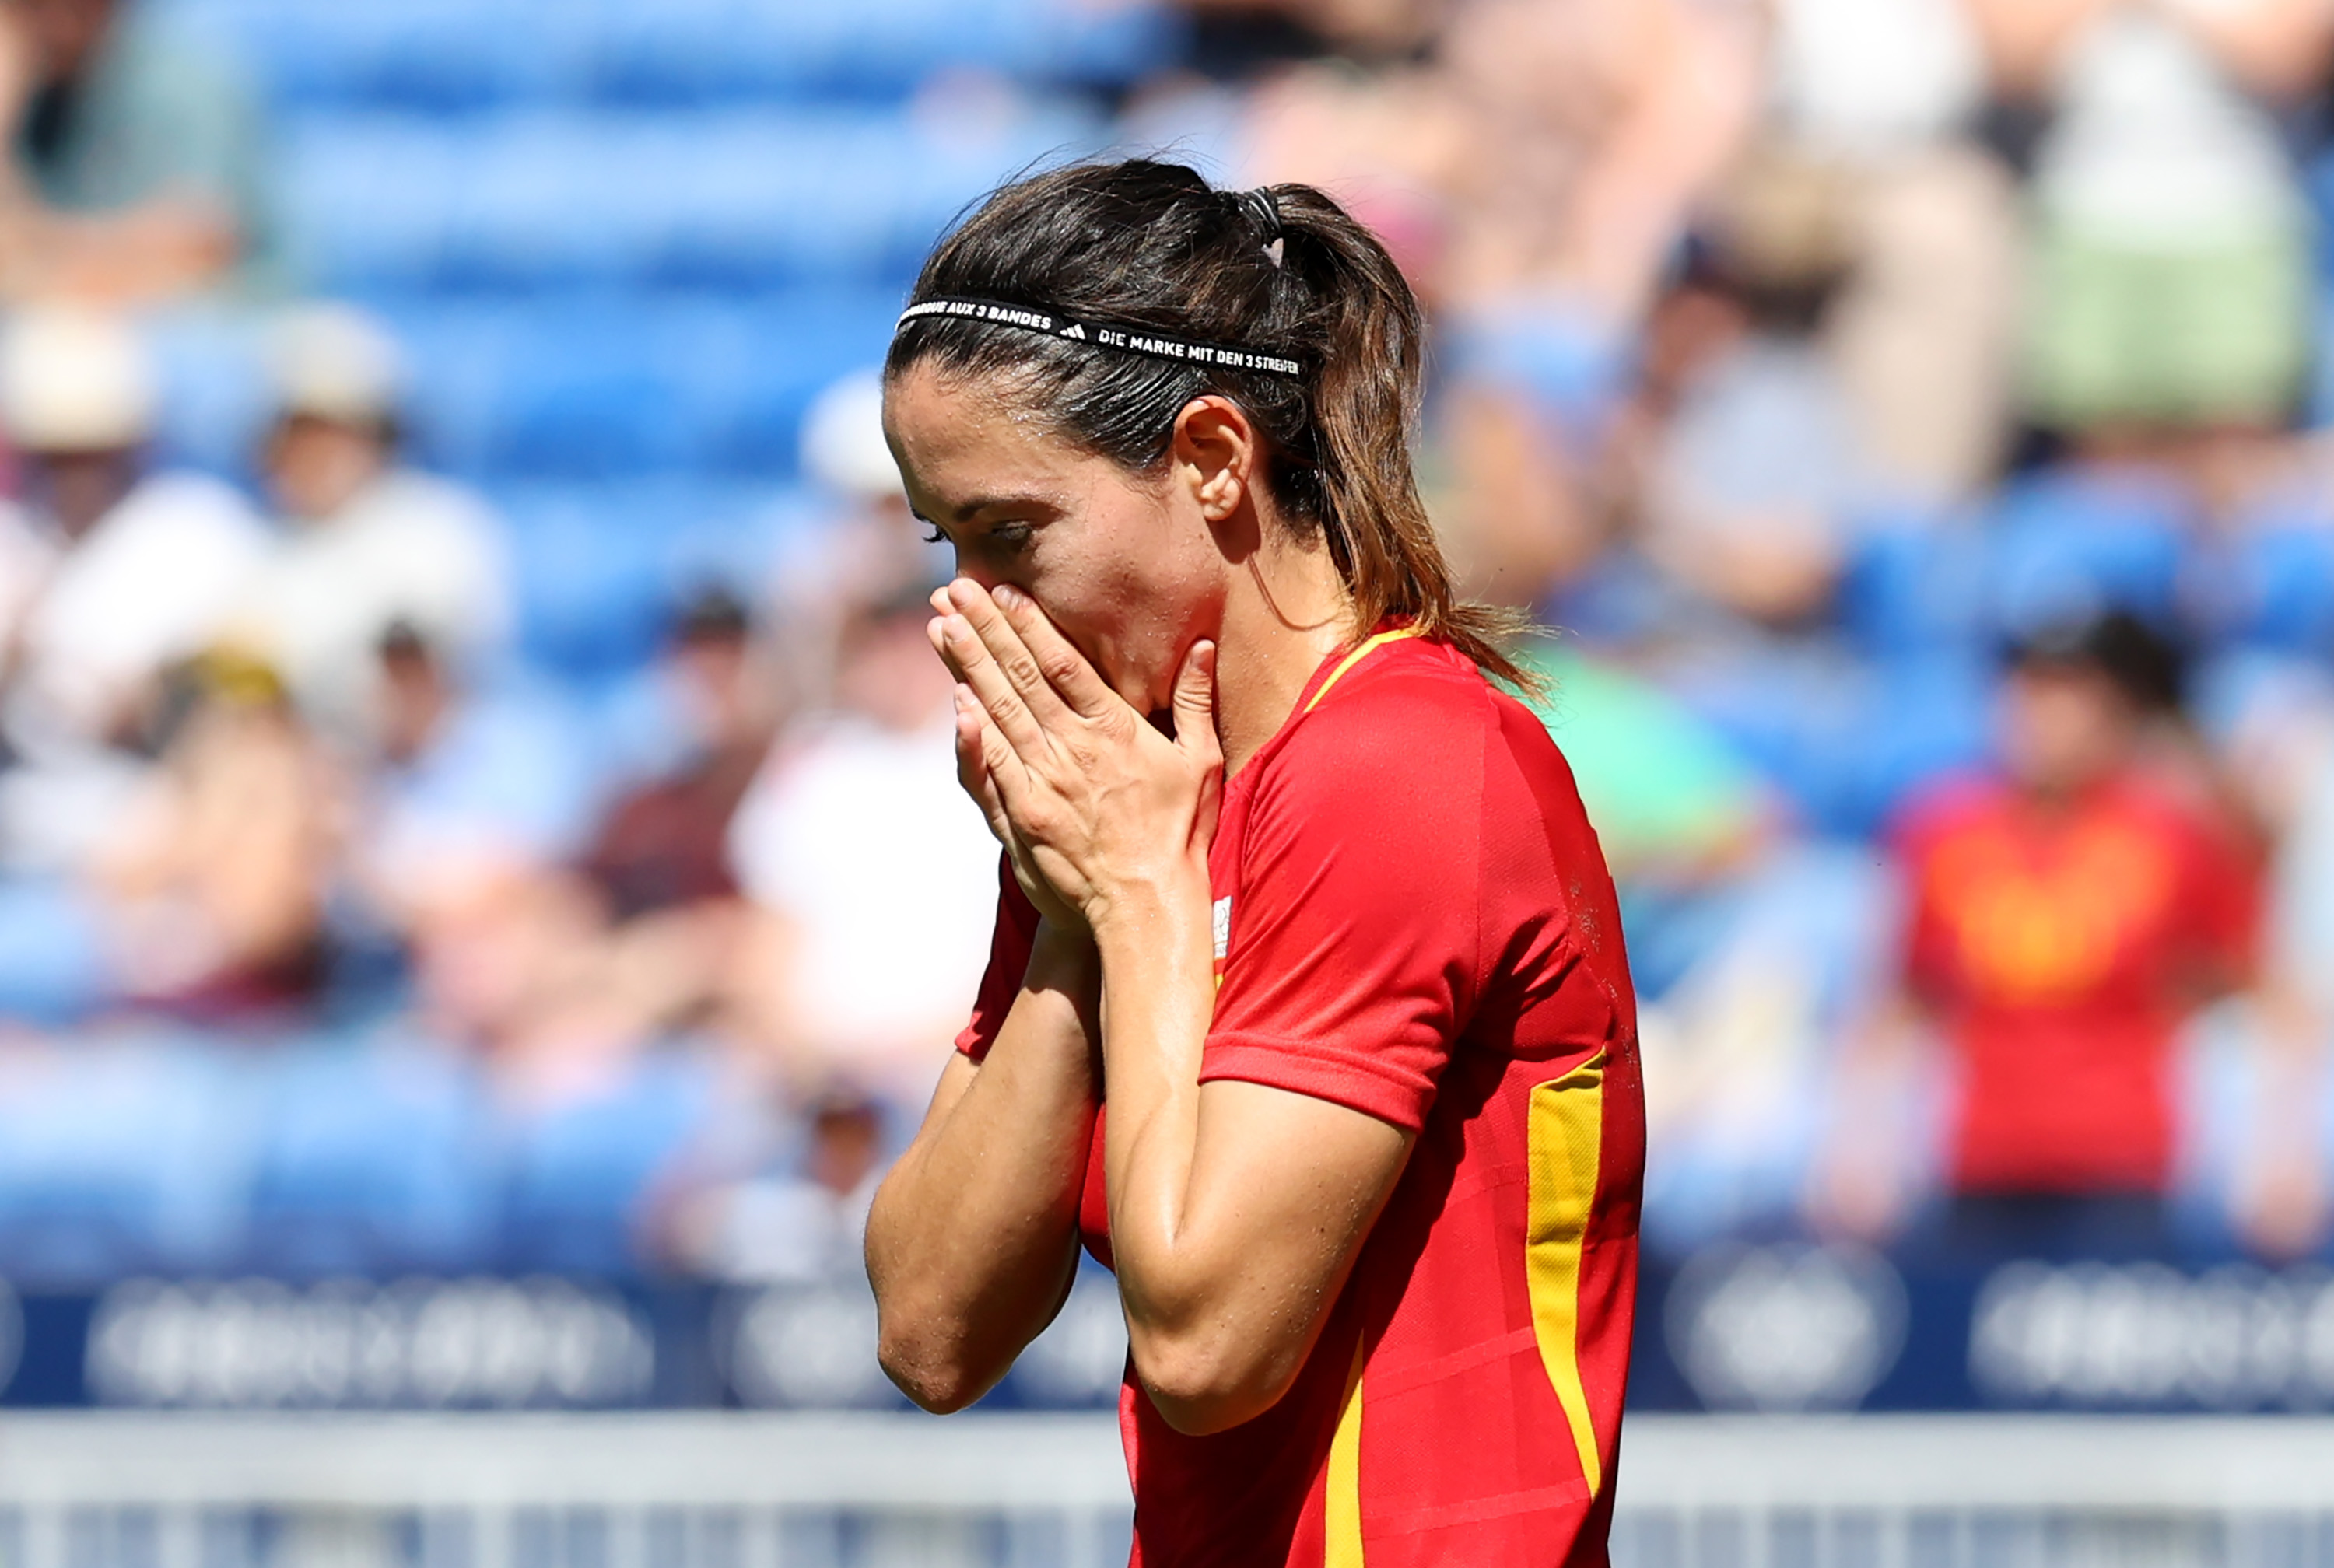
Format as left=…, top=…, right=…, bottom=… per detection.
left=800, top=369, right=902, bottom=502
left=268, top=301, right=405, bottom=425
left=0, top=306, right=157, bottom=453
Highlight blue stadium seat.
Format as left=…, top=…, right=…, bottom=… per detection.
left=1671, top=646, right=1993, bottom=841
left=281, top=118, right=467, bottom=292
left=436, top=118, right=661, bottom=292
left=1985, top=467, right=2191, bottom=639
left=487, top=320, right=705, bottom=479
left=496, top=484, right=685, bottom=679
left=0, top=1039, right=258, bottom=1285
left=651, top=116, right=862, bottom=289
left=246, top=1039, right=500, bottom=1276
left=282, top=105, right=1105, bottom=299
left=499, top=1054, right=718, bottom=1276
left=162, top=0, right=580, bottom=112
left=1836, top=509, right=1988, bottom=662
left=579, top=0, right=1181, bottom=105
left=146, top=310, right=273, bottom=481
left=0, top=877, right=110, bottom=1027
left=1821, top=655, right=1996, bottom=838
left=494, top=478, right=811, bottom=682
left=382, top=303, right=527, bottom=477
left=394, top=302, right=703, bottom=481
left=2308, top=149, right=2334, bottom=285
left=708, top=290, right=901, bottom=475
left=2187, top=504, right=2334, bottom=659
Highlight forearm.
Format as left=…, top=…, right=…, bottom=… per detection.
left=1093, top=875, right=1217, bottom=1314
left=0, top=203, right=238, bottom=303
left=866, top=925, right=1100, bottom=1411
left=1093, top=874, right=1309, bottom=1430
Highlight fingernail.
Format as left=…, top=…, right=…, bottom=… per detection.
left=993, top=583, right=1025, bottom=611
left=944, top=614, right=972, bottom=642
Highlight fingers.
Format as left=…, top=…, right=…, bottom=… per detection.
left=944, top=579, right=1073, bottom=741
left=952, top=684, right=1025, bottom=835
left=951, top=687, right=997, bottom=810
left=1171, top=639, right=1221, bottom=773
left=988, top=583, right=1120, bottom=721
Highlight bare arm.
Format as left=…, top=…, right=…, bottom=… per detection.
left=865, top=921, right=1101, bottom=1412
left=1553, top=0, right=1764, bottom=319
left=1093, top=879, right=1411, bottom=1436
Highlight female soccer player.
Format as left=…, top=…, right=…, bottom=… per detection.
left=864, top=159, right=1644, bottom=1566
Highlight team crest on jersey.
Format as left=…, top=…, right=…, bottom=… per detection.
left=1211, top=897, right=1232, bottom=961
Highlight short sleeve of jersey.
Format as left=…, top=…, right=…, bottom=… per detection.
left=955, top=856, right=1042, bottom=1063
left=1200, top=675, right=1486, bottom=1133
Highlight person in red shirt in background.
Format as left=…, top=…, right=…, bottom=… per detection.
left=1819, top=609, right=2260, bottom=1259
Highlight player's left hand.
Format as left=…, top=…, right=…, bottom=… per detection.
left=932, top=576, right=1220, bottom=936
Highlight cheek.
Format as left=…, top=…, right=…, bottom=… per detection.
left=1052, top=534, right=1218, bottom=709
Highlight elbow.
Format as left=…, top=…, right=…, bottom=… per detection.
left=1128, top=1328, right=1300, bottom=1438
left=877, top=1319, right=993, bottom=1415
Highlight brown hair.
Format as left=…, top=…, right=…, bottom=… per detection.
left=885, top=159, right=1530, bottom=689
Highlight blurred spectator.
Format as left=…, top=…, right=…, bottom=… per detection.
left=1179, top=0, right=1445, bottom=65
left=2201, top=658, right=2334, bottom=1255
left=555, top=589, right=786, bottom=1076
left=349, top=624, right=605, bottom=1080
left=1419, top=0, right=1763, bottom=605
left=0, top=306, right=268, bottom=871
left=1762, top=0, right=2019, bottom=499
left=727, top=587, right=998, bottom=1106
left=769, top=371, right=938, bottom=713
left=1636, top=222, right=1873, bottom=632
left=1970, top=0, right=2333, bottom=445
left=1820, top=611, right=2260, bottom=1257
left=230, top=303, right=511, bottom=741
left=0, top=0, right=273, bottom=301
left=88, top=652, right=335, bottom=1018
left=662, top=1087, right=888, bottom=1285
left=584, top=589, right=780, bottom=922
left=1428, top=0, right=1764, bottom=319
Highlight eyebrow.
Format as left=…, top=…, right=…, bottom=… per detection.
left=926, top=492, right=1066, bottom=527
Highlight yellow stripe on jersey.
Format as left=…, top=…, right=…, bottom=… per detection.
left=1304, top=628, right=1425, bottom=715
left=1525, top=1053, right=1607, bottom=1497
left=1323, top=1333, right=1367, bottom=1567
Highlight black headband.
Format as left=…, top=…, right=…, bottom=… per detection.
left=894, top=297, right=1305, bottom=379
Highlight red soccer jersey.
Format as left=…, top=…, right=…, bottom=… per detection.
left=1894, top=771, right=2259, bottom=1194
left=956, top=632, right=1645, bottom=1567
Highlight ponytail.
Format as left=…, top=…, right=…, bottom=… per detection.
left=1268, top=185, right=1530, bottom=688
left=888, top=159, right=1534, bottom=692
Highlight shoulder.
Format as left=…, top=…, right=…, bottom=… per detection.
left=1274, top=636, right=1507, bottom=775
left=1244, top=636, right=1593, bottom=889
left=2099, top=772, right=2250, bottom=865
left=87, top=471, right=268, bottom=565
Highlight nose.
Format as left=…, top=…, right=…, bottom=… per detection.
left=949, top=562, right=1027, bottom=599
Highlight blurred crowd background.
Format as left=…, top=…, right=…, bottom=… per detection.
left=0, top=0, right=2332, bottom=1404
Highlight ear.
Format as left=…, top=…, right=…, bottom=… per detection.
left=1169, top=396, right=1261, bottom=527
